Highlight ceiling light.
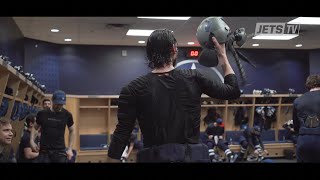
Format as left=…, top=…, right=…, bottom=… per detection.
left=252, top=44, right=259, bottom=47
left=64, top=38, right=72, bottom=42
left=137, top=17, right=191, bottom=20
left=126, top=29, right=154, bottom=36
left=288, top=17, right=320, bottom=25
left=187, top=42, right=195, bottom=45
left=51, top=28, right=59, bottom=32
left=295, top=44, right=302, bottom=47
left=138, top=41, right=145, bottom=44
left=252, top=34, right=298, bottom=40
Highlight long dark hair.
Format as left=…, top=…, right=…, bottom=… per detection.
left=146, top=29, right=177, bottom=69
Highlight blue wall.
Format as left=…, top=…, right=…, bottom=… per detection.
left=309, top=49, right=320, bottom=74
left=24, top=38, right=310, bottom=95
left=0, top=17, right=24, bottom=66
left=58, top=45, right=149, bottom=95
left=232, top=49, right=309, bottom=94
left=24, top=38, right=61, bottom=93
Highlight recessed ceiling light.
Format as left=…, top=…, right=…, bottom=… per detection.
left=252, top=34, right=298, bottom=40
left=138, top=41, right=145, bottom=44
left=187, top=42, right=195, bottom=45
left=288, top=17, right=320, bottom=25
left=64, top=38, right=72, bottom=42
left=126, top=29, right=154, bottom=36
left=51, top=28, right=59, bottom=32
left=252, top=44, right=259, bottom=47
left=137, top=17, right=191, bottom=20
left=295, top=44, right=302, bottom=47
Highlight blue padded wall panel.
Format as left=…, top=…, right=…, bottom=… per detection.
left=80, top=134, right=108, bottom=149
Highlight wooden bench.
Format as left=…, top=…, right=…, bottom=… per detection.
left=77, top=150, right=108, bottom=163
left=228, top=143, right=295, bottom=158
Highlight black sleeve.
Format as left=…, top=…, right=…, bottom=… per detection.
left=36, top=111, right=43, bottom=126
left=195, top=71, right=241, bottom=100
left=292, top=101, right=300, bottom=133
left=108, top=86, right=137, bottom=159
left=66, top=112, right=74, bottom=128
left=20, top=133, right=30, bottom=149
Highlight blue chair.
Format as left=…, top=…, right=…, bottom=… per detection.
left=80, top=134, right=108, bottom=150
left=260, top=130, right=276, bottom=144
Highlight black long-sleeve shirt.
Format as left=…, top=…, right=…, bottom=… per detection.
left=293, top=90, right=320, bottom=134
left=108, top=69, right=240, bottom=159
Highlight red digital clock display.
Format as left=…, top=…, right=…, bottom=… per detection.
left=187, top=50, right=201, bottom=58
left=190, top=50, right=199, bottom=57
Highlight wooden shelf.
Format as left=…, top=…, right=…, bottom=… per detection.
left=280, top=104, right=294, bottom=106
left=68, top=95, right=120, bottom=98
left=80, top=106, right=109, bottom=109
left=110, top=106, right=118, bottom=109
left=201, top=104, right=225, bottom=107
left=2, top=94, right=14, bottom=100
left=15, top=97, right=23, bottom=102
left=227, top=104, right=254, bottom=107
left=254, top=104, right=280, bottom=106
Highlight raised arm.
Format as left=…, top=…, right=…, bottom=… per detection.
left=196, top=37, right=241, bottom=100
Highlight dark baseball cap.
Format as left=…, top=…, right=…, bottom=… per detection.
left=52, top=90, right=66, bottom=105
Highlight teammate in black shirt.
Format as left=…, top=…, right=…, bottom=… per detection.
left=237, top=126, right=268, bottom=162
left=30, top=90, right=75, bottom=163
left=205, top=120, right=237, bottom=163
left=17, top=115, right=39, bottom=163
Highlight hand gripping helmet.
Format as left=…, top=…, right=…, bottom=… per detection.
left=196, top=17, right=231, bottom=48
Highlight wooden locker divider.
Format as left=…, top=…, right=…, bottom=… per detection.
left=32, top=91, right=39, bottom=107
left=65, top=97, right=80, bottom=151
left=4, top=78, right=20, bottom=120
left=250, top=96, right=256, bottom=127
left=0, top=71, right=10, bottom=105
left=26, top=87, right=34, bottom=105
left=274, top=97, right=282, bottom=141
left=10, top=81, right=29, bottom=155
